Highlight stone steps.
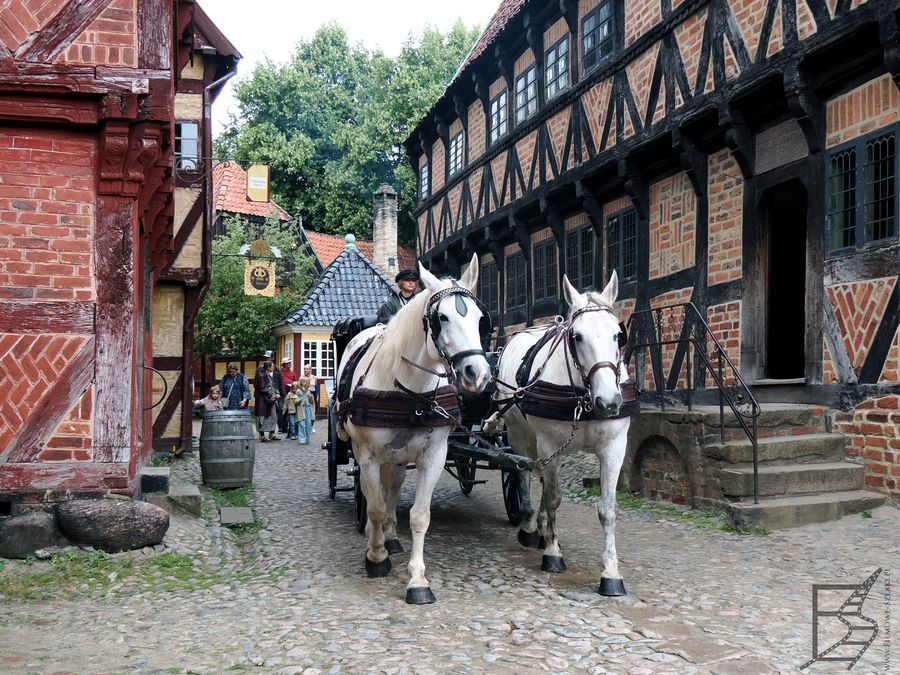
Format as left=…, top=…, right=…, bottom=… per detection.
left=139, top=465, right=201, bottom=517
left=718, top=461, right=865, bottom=498
left=704, top=433, right=847, bottom=465
left=726, top=490, right=886, bottom=531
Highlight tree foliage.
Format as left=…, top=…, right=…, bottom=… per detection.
left=195, top=216, right=316, bottom=358
left=215, top=21, right=481, bottom=245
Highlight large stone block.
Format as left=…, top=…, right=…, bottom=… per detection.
left=0, top=511, right=68, bottom=559
left=56, top=499, right=169, bottom=553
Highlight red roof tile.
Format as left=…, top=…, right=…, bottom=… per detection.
left=304, top=229, right=416, bottom=274
left=456, top=0, right=526, bottom=80
left=212, top=162, right=290, bottom=221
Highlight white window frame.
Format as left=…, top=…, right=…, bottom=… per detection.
left=302, top=339, right=335, bottom=378
left=448, top=131, right=464, bottom=177
left=489, top=91, right=508, bottom=144
left=515, top=66, right=538, bottom=123
left=175, top=121, right=199, bottom=171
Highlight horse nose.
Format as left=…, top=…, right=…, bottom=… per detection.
left=460, top=357, right=490, bottom=393
left=595, top=392, right=623, bottom=417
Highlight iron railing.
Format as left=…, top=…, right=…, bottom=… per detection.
left=624, top=302, right=762, bottom=503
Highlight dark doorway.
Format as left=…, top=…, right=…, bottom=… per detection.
left=763, top=180, right=807, bottom=379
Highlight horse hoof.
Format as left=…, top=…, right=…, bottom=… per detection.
left=405, top=586, right=436, bottom=604
left=364, top=556, right=391, bottom=578
left=517, top=529, right=542, bottom=549
left=385, top=539, right=403, bottom=555
left=541, top=555, right=567, bottom=573
left=599, top=577, right=627, bottom=596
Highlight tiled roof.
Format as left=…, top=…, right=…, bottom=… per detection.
left=455, top=0, right=525, bottom=81
left=212, top=162, right=290, bottom=221
left=304, top=229, right=417, bottom=273
left=281, top=247, right=393, bottom=327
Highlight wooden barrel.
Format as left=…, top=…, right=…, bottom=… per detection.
left=199, top=409, right=256, bottom=488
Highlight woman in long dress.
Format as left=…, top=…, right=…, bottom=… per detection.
left=254, top=360, right=280, bottom=441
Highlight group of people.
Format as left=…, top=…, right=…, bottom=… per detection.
left=194, top=353, right=319, bottom=445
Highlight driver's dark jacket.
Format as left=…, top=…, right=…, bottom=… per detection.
left=376, top=291, right=415, bottom=324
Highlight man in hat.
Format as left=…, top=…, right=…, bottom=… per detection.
left=377, top=269, right=420, bottom=324
left=256, top=350, right=285, bottom=438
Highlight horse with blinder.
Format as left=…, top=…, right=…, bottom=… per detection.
left=334, top=257, right=491, bottom=604
left=493, top=271, right=635, bottom=595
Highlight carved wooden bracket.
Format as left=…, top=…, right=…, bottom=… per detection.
left=617, top=158, right=648, bottom=221
left=524, top=12, right=542, bottom=63
left=880, top=13, right=900, bottom=89
left=453, top=94, right=468, bottom=132
left=576, top=180, right=604, bottom=237
left=717, top=104, right=754, bottom=179
left=418, top=129, right=431, bottom=159
left=672, top=125, right=708, bottom=195
left=486, top=237, right=505, bottom=264
left=541, top=197, right=566, bottom=247
left=472, top=71, right=488, bottom=109
left=559, top=0, right=578, bottom=32
left=509, top=211, right=531, bottom=258
left=495, top=44, right=513, bottom=93
left=784, top=65, right=823, bottom=154
left=98, top=92, right=139, bottom=121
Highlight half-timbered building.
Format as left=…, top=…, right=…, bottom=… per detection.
left=0, top=1, right=236, bottom=513
left=406, top=0, right=900, bottom=507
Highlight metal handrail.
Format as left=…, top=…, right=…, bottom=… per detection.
left=624, top=302, right=762, bottom=503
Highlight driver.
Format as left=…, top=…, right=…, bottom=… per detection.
left=377, top=269, right=420, bottom=324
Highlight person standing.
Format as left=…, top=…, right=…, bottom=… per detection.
left=296, top=377, right=315, bottom=445
left=254, top=360, right=280, bottom=442
left=279, top=357, right=296, bottom=433
left=219, top=364, right=251, bottom=410
left=302, top=364, right=319, bottom=428
left=376, top=269, right=420, bottom=324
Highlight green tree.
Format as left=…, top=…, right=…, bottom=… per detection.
left=216, top=21, right=481, bottom=245
left=195, top=215, right=315, bottom=358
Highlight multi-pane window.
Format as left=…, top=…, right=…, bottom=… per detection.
left=533, top=239, right=558, bottom=302
left=175, top=122, right=199, bottom=171
left=478, top=260, right=499, bottom=315
left=565, top=226, right=594, bottom=290
left=582, top=1, right=615, bottom=75
left=515, top=66, right=538, bottom=123
left=489, top=91, right=508, bottom=144
left=303, top=340, right=335, bottom=379
left=448, top=132, right=464, bottom=177
left=545, top=36, right=569, bottom=100
left=505, top=253, right=527, bottom=308
left=827, top=129, right=897, bottom=252
left=606, top=209, right=637, bottom=280
left=419, top=163, right=430, bottom=200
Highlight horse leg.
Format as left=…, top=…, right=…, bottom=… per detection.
left=508, top=420, right=540, bottom=548
left=359, top=458, right=391, bottom=578
left=596, top=434, right=627, bottom=596
left=537, top=460, right=566, bottom=572
left=381, top=463, right=406, bottom=555
left=405, top=452, right=444, bottom=604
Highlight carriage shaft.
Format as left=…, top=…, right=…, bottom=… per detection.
left=447, top=440, right=534, bottom=472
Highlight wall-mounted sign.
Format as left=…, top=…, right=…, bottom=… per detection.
left=246, top=164, right=270, bottom=203
left=244, top=259, right=276, bottom=296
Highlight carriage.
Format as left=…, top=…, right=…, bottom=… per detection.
left=323, top=313, right=534, bottom=533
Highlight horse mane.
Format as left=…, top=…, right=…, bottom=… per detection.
left=587, top=290, right=614, bottom=311
left=380, top=285, right=439, bottom=374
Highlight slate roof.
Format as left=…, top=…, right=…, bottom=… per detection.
left=281, top=246, right=393, bottom=327
left=213, top=162, right=291, bottom=221
left=304, top=229, right=418, bottom=273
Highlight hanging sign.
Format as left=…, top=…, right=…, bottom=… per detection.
left=244, top=259, right=276, bottom=296
left=246, top=164, right=270, bottom=203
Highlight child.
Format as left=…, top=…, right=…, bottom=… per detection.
left=194, top=385, right=224, bottom=412
left=283, top=382, right=301, bottom=440
left=296, top=377, right=315, bottom=444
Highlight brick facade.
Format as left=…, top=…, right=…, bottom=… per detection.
left=707, top=300, right=742, bottom=379
left=707, top=150, right=743, bottom=286
left=825, top=73, right=900, bottom=148
left=649, top=172, right=696, bottom=279
left=468, top=100, right=485, bottom=161
left=835, top=395, right=900, bottom=502
left=624, top=0, right=662, bottom=48
left=643, top=287, right=694, bottom=390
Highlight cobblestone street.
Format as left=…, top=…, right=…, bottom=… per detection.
left=2, top=426, right=897, bottom=674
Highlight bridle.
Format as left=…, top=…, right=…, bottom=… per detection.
left=420, top=285, right=490, bottom=370
left=565, top=302, right=625, bottom=395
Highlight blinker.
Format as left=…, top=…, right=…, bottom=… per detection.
left=455, top=292, right=468, bottom=316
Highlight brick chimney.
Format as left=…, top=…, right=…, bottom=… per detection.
left=372, top=184, right=398, bottom=279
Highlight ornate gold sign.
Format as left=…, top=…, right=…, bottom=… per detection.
left=244, top=259, right=276, bottom=297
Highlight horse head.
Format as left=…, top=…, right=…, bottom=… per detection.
left=563, top=270, right=624, bottom=417
left=418, top=256, right=492, bottom=394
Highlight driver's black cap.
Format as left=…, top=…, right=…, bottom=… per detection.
left=395, top=269, right=419, bottom=282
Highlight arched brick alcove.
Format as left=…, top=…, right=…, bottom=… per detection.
left=630, top=435, right=692, bottom=506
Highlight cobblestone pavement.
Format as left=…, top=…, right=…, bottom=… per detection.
left=2, top=424, right=898, bottom=674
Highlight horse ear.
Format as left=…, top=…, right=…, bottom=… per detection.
left=600, top=269, right=619, bottom=305
left=418, top=262, right=440, bottom=290
left=459, top=254, right=479, bottom=292
left=562, top=275, right=583, bottom=310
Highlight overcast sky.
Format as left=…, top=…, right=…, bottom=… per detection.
left=202, top=0, right=499, bottom=135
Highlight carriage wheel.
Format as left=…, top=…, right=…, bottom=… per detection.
left=354, top=468, right=368, bottom=533
left=455, top=456, right=476, bottom=495
left=501, top=469, right=526, bottom=526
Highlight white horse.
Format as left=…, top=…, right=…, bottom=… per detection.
left=335, top=257, right=491, bottom=604
left=493, top=271, right=631, bottom=595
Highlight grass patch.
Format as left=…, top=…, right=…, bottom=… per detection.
left=208, top=484, right=255, bottom=509
left=0, top=550, right=263, bottom=603
left=567, top=486, right=770, bottom=535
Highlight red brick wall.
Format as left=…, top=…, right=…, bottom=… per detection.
left=649, top=172, right=696, bottom=280
left=624, top=0, right=662, bottom=48
left=517, top=130, right=538, bottom=191
left=491, top=151, right=507, bottom=208
left=447, top=182, right=462, bottom=235
left=432, top=141, right=445, bottom=193
left=61, top=0, right=138, bottom=67
left=468, top=100, right=485, bottom=161
left=707, top=300, right=742, bottom=380
left=625, top=44, right=661, bottom=133
left=636, top=437, right=690, bottom=504
left=38, top=386, right=94, bottom=462
left=547, top=107, right=569, bottom=173
left=835, top=395, right=900, bottom=502
left=707, top=149, right=743, bottom=286
left=582, top=79, right=615, bottom=153
left=825, top=74, right=900, bottom=148
left=822, top=277, right=898, bottom=382
left=0, top=128, right=96, bottom=302
left=643, top=287, right=694, bottom=389
left=676, top=8, right=710, bottom=99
